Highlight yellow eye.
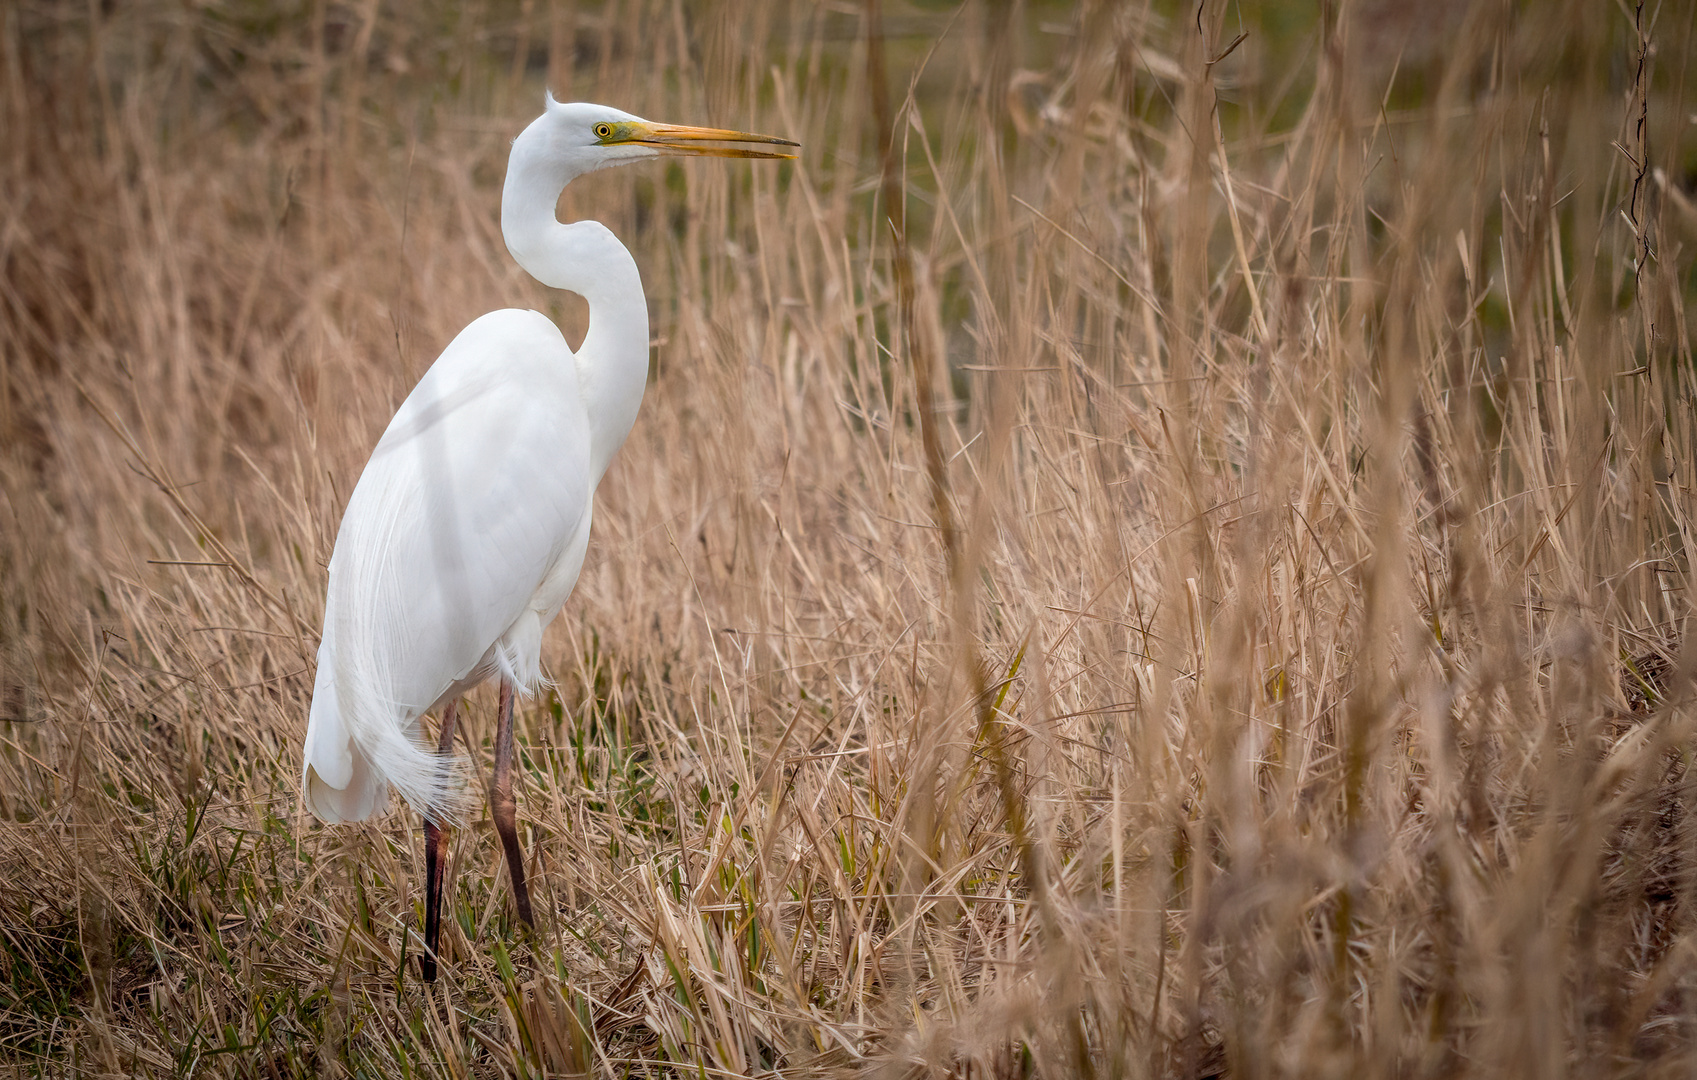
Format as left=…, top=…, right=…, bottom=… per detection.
left=594, top=123, right=613, bottom=140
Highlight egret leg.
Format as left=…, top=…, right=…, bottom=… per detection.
left=490, top=678, right=536, bottom=928
left=421, top=698, right=459, bottom=983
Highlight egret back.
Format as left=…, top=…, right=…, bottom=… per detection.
left=302, top=310, right=593, bottom=824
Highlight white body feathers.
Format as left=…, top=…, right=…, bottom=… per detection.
left=302, top=99, right=653, bottom=825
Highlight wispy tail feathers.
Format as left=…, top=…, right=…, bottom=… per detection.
left=331, top=640, right=474, bottom=826
left=347, top=699, right=471, bottom=826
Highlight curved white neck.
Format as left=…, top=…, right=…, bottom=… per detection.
left=501, top=155, right=649, bottom=483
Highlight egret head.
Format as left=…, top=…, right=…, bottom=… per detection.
left=517, top=94, right=796, bottom=179
left=501, top=95, right=795, bottom=290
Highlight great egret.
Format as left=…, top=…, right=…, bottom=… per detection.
left=300, top=94, right=794, bottom=982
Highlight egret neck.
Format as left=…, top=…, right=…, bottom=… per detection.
left=501, top=150, right=650, bottom=484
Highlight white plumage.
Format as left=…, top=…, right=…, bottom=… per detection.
left=297, top=93, right=794, bottom=981
left=302, top=309, right=594, bottom=823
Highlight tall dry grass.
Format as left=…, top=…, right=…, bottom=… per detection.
left=3, top=0, right=1697, bottom=1075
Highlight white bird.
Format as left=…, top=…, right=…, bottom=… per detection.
left=300, top=94, right=794, bottom=981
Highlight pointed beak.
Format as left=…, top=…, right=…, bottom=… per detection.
left=624, top=122, right=798, bottom=160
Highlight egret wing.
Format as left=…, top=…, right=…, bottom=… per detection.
left=310, top=310, right=592, bottom=819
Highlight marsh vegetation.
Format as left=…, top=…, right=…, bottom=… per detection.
left=3, top=0, right=1697, bottom=1075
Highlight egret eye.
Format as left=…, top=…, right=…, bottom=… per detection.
left=594, top=123, right=613, bottom=140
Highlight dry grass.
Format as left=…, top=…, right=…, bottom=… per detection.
left=4, top=0, right=1697, bottom=1075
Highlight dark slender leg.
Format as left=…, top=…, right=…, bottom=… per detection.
left=421, top=698, right=459, bottom=983
left=490, top=678, right=535, bottom=928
